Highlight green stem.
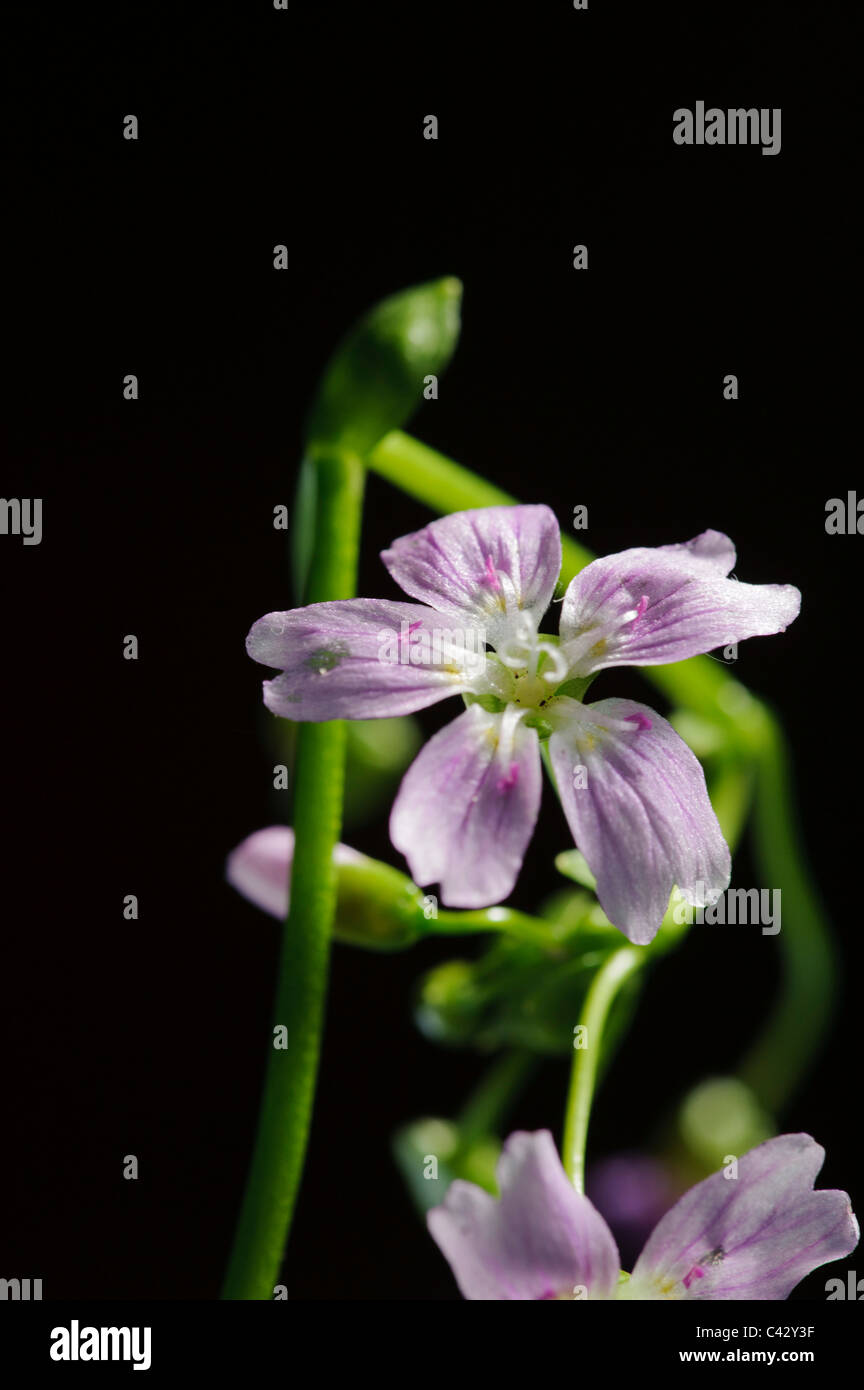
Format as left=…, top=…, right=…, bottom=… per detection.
left=222, top=451, right=365, bottom=1300
left=434, top=906, right=558, bottom=945
left=562, top=948, right=644, bottom=1192
left=367, top=429, right=519, bottom=508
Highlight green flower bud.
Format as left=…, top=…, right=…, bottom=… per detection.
left=333, top=854, right=428, bottom=951
left=305, top=277, right=462, bottom=456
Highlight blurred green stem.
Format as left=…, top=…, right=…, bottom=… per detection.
left=457, top=1050, right=536, bottom=1148
left=222, top=450, right=364, bottom=1299
left=738, top=710, right=836, bottom=1112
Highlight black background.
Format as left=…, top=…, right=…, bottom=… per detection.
left=3, top=1, right=861, bottom=1301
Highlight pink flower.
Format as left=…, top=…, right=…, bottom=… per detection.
left=247, top=507, right=799, bottom=941
left=428, top=1130, right=858, bottom=1300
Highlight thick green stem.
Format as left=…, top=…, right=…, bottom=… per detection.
left=562, top=948, right=644, bottom=1191
left=222, top=451, right=365, bottom=1300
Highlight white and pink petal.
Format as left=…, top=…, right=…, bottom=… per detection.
left=560, top=530, right=800, bottom=675
left=627, top=1134, right=859, bottom=1300
left=549, top=697, right=730, bottom=945
left=428, top=1130, right=621, bottom=1300
left=246, top=599, right=484, bottom=721
left=389, top=704, right=541, bottom=909
left=381, top=505, right=561, bottom=649
left=225, top=826, right=362, bottom=919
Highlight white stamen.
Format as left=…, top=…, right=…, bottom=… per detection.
left=496, top=612, right=537, bottom=670
left=538, top=641, right=569, bottom=684
left=497, top=702, right=530, bottom=768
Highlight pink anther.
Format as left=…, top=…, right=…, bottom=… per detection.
left=626, top=713, right=653, bottom=732
left=497, top=762, right=519, bottom=792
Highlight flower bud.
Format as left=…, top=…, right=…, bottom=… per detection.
left=305, top=277, right=462, bottom=456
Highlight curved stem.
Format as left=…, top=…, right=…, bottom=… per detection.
left=562, top=947, right=643, bottom=1192
left=222, top=450, right=364, bottom=1300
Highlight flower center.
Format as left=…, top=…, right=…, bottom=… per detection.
left=511, top=671, right=550, bottom=708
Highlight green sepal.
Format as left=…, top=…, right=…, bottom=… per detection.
left=463, top=691, right=506, bottom=714
left=333, top=855, right=427, bottom=951
left=553, top=675, right=596, bottom=702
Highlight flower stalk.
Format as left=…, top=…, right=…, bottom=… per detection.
left=222, top=450, right=364, bottom=1300
left=562, top=947, right=644, bottom=1193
